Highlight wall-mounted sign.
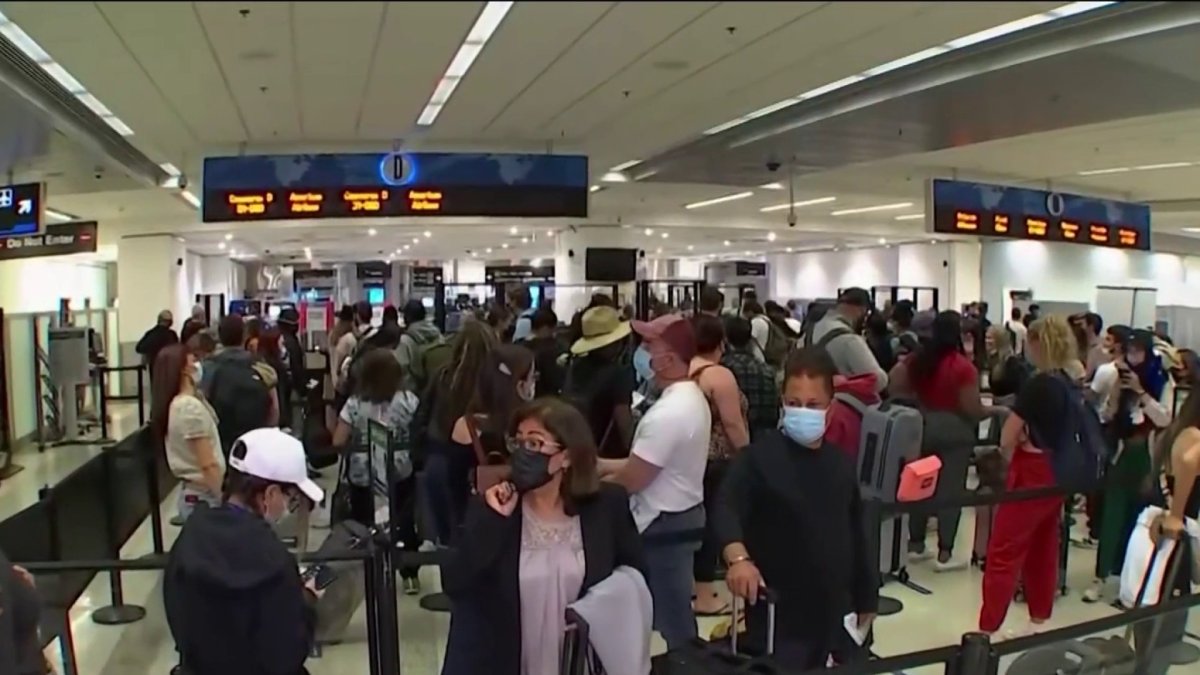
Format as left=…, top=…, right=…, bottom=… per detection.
left=928, top=179, right=1150, bottom=251
left=0, top=182, right=43, bottom=239
left=485, top=265, right=555, bottom=284
left=356, top=261, right=392, bottom=280
left=0, top=221, right=95, bottom=260
left=412, top=266, right=443, bottom=288
left=293, top=268, right=336, bottom=290
left=735, top=261, right=767, bottom=277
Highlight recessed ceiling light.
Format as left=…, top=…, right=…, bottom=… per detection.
left=509, top=226, right=518, bottom=235
left=831, top=202, right=913, bottom=216
left=601, top=172, right=628, bottom=183
left=218, top=242, right=227, bottom=251
left=723, top=240, right=730, bottom=246
left=759, top=182, right=784, bottom=190
left=656, top=247, right=663, bottom=254
left=785, top=247, right=793, bottom=253
left=546, top=229, right=554, bottom=236
left=767, top=232, right=777, bottom=242
left=610, top=160, right=641, bottom=172
left=684, top=191, right=754, bottom=210
left=416, top=1, right=514, bottom=125
left=368, top=228, right=377, bottom=236
left=878, top=237, right=887, bottom=244
left=644, top=228, right=654, bottom=236
left=687, top=245, right=694, bottom=251
left=894, top=214, right=924, bottom=221
left=224, top=233, right=233, bottom=241
left=930, top=240, right=938, bottom=245
left=502, top=243, right=509, bottom=249
left=424, top=230, right=432, bottom=238
left=661, top=232, right=669, bottom=239
left=521, top=237, right=528, bottom=244
left=589, top=185, right=604, bottom=193
left=412, top=237, right=420, bottom=244
left=760, top=196, right=836, bottom=213
left=303, top=246, right=311, bottom=260
left=744, top=250, right=752, bottom=255
left=404, top=245, right=411, bottom=250
left=486, top=247, right=493, bottom=253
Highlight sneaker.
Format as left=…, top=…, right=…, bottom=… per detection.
left=403, top=577, right=421, bottom=596
left=934, top=554, right=967, bottom=572
left=1082, top=579, right=1104, bottom=603
left=1002, top=621, right=1044, bottom=641
left=908, top=546, right=934, bottom=563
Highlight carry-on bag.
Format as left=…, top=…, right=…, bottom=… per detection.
left=650, top=589, right=776, bottom=675
left=312, top=519, right=372, bottom=644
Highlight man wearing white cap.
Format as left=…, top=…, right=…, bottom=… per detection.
left=164, top=428, right=325, bottom=675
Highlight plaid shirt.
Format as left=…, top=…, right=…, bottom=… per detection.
left=722, top=348, right=780, bottom=437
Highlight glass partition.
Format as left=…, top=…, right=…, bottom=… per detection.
left=5, top=315, right=36, bottom=441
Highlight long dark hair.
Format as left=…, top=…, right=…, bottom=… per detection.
left=436, top=320, right=498, bottom=433
left=1158, top=361, right=1200, bottom=464
left=150, top=344, right=190, bottom=444
left=511, top=398, right=600, bottom=515
left=356, top=349, right=404, bottom=404
left=908, top=310, right=964, bottom=387
left=470, top=344, right=534, bottom=434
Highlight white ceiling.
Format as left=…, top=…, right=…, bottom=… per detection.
left=4, top=1, right=1200, bottom=262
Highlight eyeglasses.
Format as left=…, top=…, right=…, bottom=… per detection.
left=507, top=435, right=562, bottom=455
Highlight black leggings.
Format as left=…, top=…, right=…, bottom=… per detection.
left=694, top=459, right=729, bottom=584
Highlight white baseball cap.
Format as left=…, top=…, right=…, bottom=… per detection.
left=229, top=428, right=324, bottom=504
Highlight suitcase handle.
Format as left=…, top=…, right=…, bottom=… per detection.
left=730, top=586, right=776, bottom=657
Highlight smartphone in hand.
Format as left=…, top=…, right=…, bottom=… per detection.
left=300, top=564, right=337, bottom=591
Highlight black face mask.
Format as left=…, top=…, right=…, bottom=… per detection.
left=509, top=444, right=557, bottom=494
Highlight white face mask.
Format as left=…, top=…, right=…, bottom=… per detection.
left=517, top=377, right=536, bottom=402
left=189, top=362, right=203, bottom=385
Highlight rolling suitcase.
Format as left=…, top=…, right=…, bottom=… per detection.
left=311, top=519, right=373, bottom=644
left=650, top=589, right=776, bottom=674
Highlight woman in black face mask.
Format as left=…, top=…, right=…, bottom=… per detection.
left=441, top=398, right=646, bottom=675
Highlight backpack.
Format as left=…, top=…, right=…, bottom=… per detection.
left=813, top=325, right=852, bottom=354
left=410, top=340, right=452, bottom=393
left=205, top=355, right=272, bottom=456
left=1030, top=371, right=1105, bottom=490
left=762, top=321, right=792, bottom=369
left=338, top=333, right=382, bottom=398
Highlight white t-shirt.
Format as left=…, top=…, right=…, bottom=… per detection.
left=750, top=315, right=771, bottom=363
left=628, top=380, right=711, bottom=532
left=1091, top=361, right=1119, bottom=416
left=1006, top=320, right=1027, bottom=356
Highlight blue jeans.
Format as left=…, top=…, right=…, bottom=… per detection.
left=641, top=505, right=705, bottom=650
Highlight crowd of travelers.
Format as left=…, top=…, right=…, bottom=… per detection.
left=6, top=285, right=1200, bottom=675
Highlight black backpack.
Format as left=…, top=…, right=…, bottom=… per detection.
left=204, top=356, right=272, bottom=456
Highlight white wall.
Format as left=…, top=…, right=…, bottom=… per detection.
left=768, top=247, right=899, bottom=301
left=0, top=255, right=109, bottom=313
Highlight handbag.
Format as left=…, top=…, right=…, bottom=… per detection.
left=467, top=416, right=510, bottom=494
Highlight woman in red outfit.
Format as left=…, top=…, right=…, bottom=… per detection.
left=979, top=315, right=1078, bottom=638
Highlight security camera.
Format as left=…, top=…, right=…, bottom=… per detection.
left=177, top=175, right=189, bottom=190
left=765, top=159, right=781, bottom=172
left=787, top=211, right=797, bottom=228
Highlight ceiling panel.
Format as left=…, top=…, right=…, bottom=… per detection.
left=196, top=2, right=300, bottom=142
left=435, top=2, right=616, bottom=140
left=484, top=2, right=718, bottom=137
left=0, top=1, right=193, bottom=165
left=96, top=2, right=244, bottom=146
left=355, top=1, right=483, bottom=139
left=549, top=2, right=824, bottom=140
left=294, top=2, right=384, bottom=140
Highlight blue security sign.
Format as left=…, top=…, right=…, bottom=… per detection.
left=379, top=152, right=417, bottom=186
left=0, top=182, right=44, bottom=239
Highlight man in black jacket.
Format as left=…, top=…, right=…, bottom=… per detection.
left=135, top=309, right=177, bottom=381
left=716, top=347, right=878, bottom=669
left=164, top=428, right=325, bottom=675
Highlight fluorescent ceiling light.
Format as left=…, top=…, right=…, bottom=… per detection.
left=1077, top=167, right=1130, bottom=176
left=416, top=1, right=513, bottom=126
left=0, top=17, right=49, bottom=62
left=180, top=190, right=200, bottom=209
left=831, top=202, right=912, bottom=216
left=160, top=176, right=182, bottom=189
left=610, top=160, right=641, bottom=172
left=1182, top=228, right=1200, bottom=233
left=45, top=208, right=76, bottom=221
left=601, top=172, right=628, bottom=183
left=703, top=2, right=1114, bottom=136
left=759, top=196, right=836, bottom=213
left=41, top=61, right=85, bottom=93
left=589, top=185, right=604, bottom=193
left=759, top=182, right=784, bottom=190
left=685, top=191, right=753, bottom=210
left=1133, top=162, right=1192, bottom=171
left=895, top=213, right=925, bottom=221
left=304, top=247, right=312, bottom=260
left=103, top=115, right=134, bottom=136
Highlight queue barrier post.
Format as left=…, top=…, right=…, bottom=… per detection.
left=90, top=449, right=147, bottom=626
left=953, top=632, right=996, bottom=675
left=95, top=365, right=149, bottom=444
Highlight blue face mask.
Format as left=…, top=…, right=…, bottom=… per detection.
left=633, top=345, right=654, bottom=384
left=780, top=406, right=827, bottom=445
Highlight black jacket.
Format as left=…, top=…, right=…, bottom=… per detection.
left=164, top=504, right=315, bottom=675
left=440, top=484, right=645, bottom=675
left=715, top=431, right=879, bottom=645
left=135, top=325, right=178, bottom=371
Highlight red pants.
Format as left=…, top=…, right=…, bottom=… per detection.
left=979, top=448, right=1063, bottom=632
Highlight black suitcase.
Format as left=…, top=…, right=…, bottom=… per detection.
left=651, top=590, right=777, bottom=674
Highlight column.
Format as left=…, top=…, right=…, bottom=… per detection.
left=115, top=234, right=188, bottom=383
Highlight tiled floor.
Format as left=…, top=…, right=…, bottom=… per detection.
left=6, top=422, right=1200, bottom=674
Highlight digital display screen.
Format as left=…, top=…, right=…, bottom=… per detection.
left=202, top=152, right=589, bottom=223
left=929, top=179, right=1150, bottom=251
left=0, top=183, right=44, bottom=239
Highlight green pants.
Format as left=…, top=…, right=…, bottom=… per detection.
left=1096, top=437, right=1151, bottom=579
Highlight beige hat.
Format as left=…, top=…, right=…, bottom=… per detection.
left=571, top=306, right=632, bottom=355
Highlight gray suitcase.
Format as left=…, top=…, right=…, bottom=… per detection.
left=837, top=395, right=922, bottom=576
left=311, top=520, right=372, bottom=644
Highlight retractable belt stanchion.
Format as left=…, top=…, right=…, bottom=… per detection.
left=96, top=365, right=148, bottom=443
left=90, top=449, right=147, bottom=625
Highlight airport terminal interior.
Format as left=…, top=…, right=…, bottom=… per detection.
left=7, top=1, right=1200, bottom=674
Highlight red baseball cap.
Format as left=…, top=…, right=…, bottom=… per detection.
left=632, top=314, right=697, bottom=362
